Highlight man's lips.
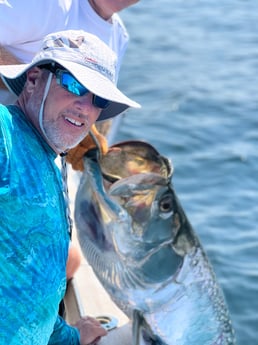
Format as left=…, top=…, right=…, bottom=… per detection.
left=65, top=116, right=84, bottom=127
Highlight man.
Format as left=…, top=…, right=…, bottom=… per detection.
left=0, top=0, right=140, bottom=282
left=0, top=29, right=140, bottom=344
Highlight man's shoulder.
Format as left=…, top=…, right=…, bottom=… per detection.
left=0, top=105, right=23, bottom=146
left=0, top=104, right=22, bottom=120
left=0, top=105, right=30, bottom=138
left=0, top=104, right=12, bottom=125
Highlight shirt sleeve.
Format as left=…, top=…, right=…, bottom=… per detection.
left=48, top=316, right=80, bottom=345
left=0, top=106, right=11, bottom=195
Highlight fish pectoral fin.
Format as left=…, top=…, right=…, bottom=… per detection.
left=132, top=310, right=143, bottom=345
left=132, top=310, right=157, bottom=345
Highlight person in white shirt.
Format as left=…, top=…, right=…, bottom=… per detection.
left=0, top=0, right=139, bottom=103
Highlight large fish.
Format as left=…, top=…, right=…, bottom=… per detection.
left=74, top=140, right=236, bottom=345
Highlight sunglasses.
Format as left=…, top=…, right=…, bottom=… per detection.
left=40, top=64, right=111, bottom=109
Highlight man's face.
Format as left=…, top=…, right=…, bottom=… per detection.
left=42, top=73, right=102, bottom=153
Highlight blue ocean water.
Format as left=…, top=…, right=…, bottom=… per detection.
left=116, top=1, right=258, bottom=344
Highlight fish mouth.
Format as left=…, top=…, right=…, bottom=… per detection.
left=99, top=140, right=173, bottom=181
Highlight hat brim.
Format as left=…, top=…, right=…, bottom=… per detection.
left=0, top=59, right=140, bottom=121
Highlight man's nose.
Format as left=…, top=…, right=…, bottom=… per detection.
left=74, top=92, right=101, bottom=121
left=75, top=92, right=94, bottom=108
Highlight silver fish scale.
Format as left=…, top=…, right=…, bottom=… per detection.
left=131, top=246, right=236, bottom=345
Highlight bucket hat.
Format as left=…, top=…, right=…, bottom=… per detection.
left=0, top=30, right=140, bottom=121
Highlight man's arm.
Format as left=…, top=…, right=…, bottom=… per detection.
left=0, top=45, right=21, bottom=89
left=48, top=316, right=80, bottom=345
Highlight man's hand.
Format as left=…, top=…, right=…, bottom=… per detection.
left=74, top=316, right=108, bottom=345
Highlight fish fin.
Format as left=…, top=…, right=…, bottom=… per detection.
left=132, top=310, right=161, bottom=345
left=132, top=309, right=142, bottom=345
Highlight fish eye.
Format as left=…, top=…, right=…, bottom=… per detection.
left=159, top=194, right=173, bottom=213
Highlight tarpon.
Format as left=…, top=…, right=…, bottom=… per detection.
left=74, top=140, right=236, bottom=345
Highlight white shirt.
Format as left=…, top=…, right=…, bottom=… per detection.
left=0, top=0, right=129, bottom=75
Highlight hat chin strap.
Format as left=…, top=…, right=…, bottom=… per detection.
left=38, top=72, right=63, bottom=154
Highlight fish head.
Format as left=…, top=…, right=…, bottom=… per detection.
left=75, top=141, right=195, bottom=285
left=102, top=141, right=199, bottom=281
left=100, top=140, right=174, bottom=242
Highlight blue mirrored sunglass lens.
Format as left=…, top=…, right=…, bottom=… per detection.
left=93, top=96, right=111, bottom=109
left=57, top=70, right=111, bottom=109
left=61, top=72, right=89, bottom=96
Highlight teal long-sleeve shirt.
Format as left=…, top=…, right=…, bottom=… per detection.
left=0, top=105, right=80, bottom=344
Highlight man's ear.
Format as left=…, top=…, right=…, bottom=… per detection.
left=25, top=67, right=43, bottom=93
